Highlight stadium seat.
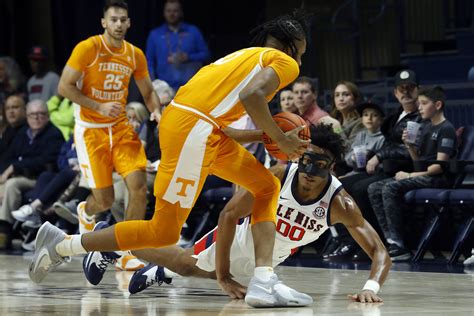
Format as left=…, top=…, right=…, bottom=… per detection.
left=404, top=126, right=474, bottom=263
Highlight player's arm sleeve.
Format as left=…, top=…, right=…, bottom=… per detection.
left=66, top=39, right=98, bottom=73
left=133, top=47, right=150, bottom=81
left=261, top=50, right=300, bottom=91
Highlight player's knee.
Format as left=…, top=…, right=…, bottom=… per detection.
left=147, top=221, right=181, bottom=248
left=255, top=174, right=281, bottom=198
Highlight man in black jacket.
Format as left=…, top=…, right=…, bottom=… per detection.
left=327, top=70, right=422, bottom=261
left=0, top=99, right=64, bottom=249
left=0, top=95, right=26, bottom=174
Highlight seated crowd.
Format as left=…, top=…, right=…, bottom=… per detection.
left=0, top=50, right=471, bottom=265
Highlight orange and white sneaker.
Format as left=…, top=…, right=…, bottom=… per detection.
left=77, top=201, right=96, bottom=234
left=115, top=255, right=146, bottom=271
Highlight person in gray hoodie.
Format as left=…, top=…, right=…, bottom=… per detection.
left=344, top=97, right=385, bottom=174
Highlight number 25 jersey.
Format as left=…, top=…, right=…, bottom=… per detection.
left=66, top=35, right=149, bottom=124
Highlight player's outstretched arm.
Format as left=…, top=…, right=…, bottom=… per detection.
left=330, top=189, right=392, bottom=303
left=136, top=76, right=162, bottom=123
left=215, top=164, right=287, bottom=299
left=58, top=66, right=121, bottom=118
left=222, top=126, right=263, bottom=144
left=216, top=188, right=254, bottom=299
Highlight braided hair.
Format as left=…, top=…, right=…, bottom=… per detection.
left=249, top=8, right=312, bottom=57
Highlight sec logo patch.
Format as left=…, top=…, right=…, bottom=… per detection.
left=313, top=207, right=326, bottom=219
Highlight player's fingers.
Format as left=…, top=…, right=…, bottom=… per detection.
left=347, top=294, right=358, bottom=301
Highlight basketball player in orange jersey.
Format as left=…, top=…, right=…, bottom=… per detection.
left=30, top=8, right=312, bottom=307
left=56, top=0, right=161, bottom=269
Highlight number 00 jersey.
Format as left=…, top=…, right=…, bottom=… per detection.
left=238, top=163, right=343, bottom=264
left=66, top=35, right=149, bottom=124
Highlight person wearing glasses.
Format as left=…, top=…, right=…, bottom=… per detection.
left=0, top=99, right=64, bottom=249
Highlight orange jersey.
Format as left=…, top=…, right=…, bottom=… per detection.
left=66, top=35, right=149, bottom=124
left=173, top=47, right=299, bottom=127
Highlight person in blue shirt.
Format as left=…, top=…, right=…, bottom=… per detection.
left=146, top=0, right=210, bottom=91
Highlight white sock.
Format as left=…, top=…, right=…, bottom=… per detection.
left=56, top=235, right=87, bottom=257
left=164, top=267, right=178, bottom=278
left=254, top=266, right=275, bottom=282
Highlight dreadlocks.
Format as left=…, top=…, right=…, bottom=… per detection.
left=249, top=8, right=312, bottom=58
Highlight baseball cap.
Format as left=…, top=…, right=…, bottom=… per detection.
left=357, top=96, right=385, bottom=117
left=28, top=46, right=49, bottom=60
left=394, top=69, right=418, bottom=86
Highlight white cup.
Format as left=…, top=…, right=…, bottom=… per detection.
left=353, top=145, right=367, bottom=169
left=406, top=121, right=421, bottom=144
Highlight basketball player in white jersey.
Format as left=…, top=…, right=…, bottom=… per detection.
left=87, top=124, right=391, bottom=304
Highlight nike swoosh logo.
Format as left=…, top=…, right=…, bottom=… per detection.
left=254, top=284, right=273, bottom=294
left=279, top=196, right=289, bottom=200
left=99, top=53, right=108, bottom=57
left=32, top=247, right=51, bottom=273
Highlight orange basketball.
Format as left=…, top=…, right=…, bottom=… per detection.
left=262, top=112, right=311, bottom=160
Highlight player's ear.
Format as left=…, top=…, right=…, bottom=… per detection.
left=126, top=17, right=131, bottom=28
left=101, top=18, right=107, bottom=29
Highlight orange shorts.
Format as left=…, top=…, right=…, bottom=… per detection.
left=74, top=118, right=147, bottom=189
left=114, top=105, right=280, bottom=250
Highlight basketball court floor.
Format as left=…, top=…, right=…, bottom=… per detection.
left=0, top=252, right=472, bottom=315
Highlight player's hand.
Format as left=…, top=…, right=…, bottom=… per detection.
left=150, top=109, right=161, bottom=124
left=98, top=101, right=122, bottom=118
left=348, top=290, right=383, bottom=303
left=217, top=275, right=247, bottom=299
left=365, top=155, right=379, bottom=175
left=277, top=125, right=310, bottom=160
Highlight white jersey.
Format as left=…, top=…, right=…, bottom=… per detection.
left=194, top=163, right=343, bottom=277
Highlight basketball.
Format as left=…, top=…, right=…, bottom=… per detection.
left=262, top=112, right=310, bottom=160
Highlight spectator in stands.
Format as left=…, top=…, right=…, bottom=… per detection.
left=292, top=76, right=342, bottom=133
left=330, top=81, right=364, bottom=143
left=26, top=46, right=60, bottom=102
left=0, top=96, right=27, bottom=204
left=146, top=0, right=210, bottom=91
left=47, top=95, right=74, bottom=141
left=368, top=86, right=456, bottom=261
left=152, top=79, right=175, bottom=107
left=343, top=96, right=385, bottom=174
left=0, top=99, right=64, bottom=249
left=328, top=69, right=422, bottom=261
left=278, top=87, right=297, bottom=113
left=0, top=96, right=26, bottom=173
left=10, top=137, right=79, bottom=229
left=0, top=57, right=27, bottom=104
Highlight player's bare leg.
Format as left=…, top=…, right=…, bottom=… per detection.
left=123, top=170, right=147, bottom=221
left=77, top=187, right=114, bottom=234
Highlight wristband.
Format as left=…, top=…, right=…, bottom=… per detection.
left=362, top=280, right=380, bottom=294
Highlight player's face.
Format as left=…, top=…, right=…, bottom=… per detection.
left=102, top=7, right=130, bottom=41
left=291, top=39, right=306, bottom=67
left=298, top=144, right=335, bottom=186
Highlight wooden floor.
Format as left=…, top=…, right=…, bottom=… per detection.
left=0, top=253, right=472, bottom=315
